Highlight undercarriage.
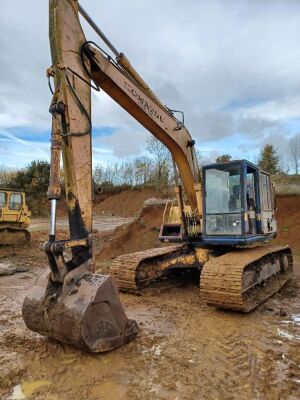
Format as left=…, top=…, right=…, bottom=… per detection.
left=111, top=244, right=293, bottom=311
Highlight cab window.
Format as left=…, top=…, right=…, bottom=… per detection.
left=0, top=192, right=7, bottom=207
left=9, top=193, right=23, bottom=211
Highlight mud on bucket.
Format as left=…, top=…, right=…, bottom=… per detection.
left=22, top=268, right=138, bottom=352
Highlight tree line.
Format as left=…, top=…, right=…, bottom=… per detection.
left=216, top=137, right=300, bottom=176
left=215, top=145, right=282, bottom=175
left=0, top=139, right=299, bottom=197
left=94, top=137, right=173, bottom=189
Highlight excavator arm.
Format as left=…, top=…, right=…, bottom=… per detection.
left=48, top=0, right=202, bottom=258
left=23, top=0, right=202, bottom=352
left=47, top=0, right=93, bottom=275
left=22, top=0, right=138, bottom=353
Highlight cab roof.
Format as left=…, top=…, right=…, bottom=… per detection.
left=0, top=188, right=25, bottom=193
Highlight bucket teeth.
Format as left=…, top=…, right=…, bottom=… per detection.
left=22, top=269, right=138, bottom=352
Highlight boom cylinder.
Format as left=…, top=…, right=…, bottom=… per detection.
left=47, top=118, right=62, bottom=241
left=47, top=129, right=62, bottom=200
left=49, top=199, right=57, bottom=240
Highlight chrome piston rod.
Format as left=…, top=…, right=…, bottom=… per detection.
left=78, top=4, right=119, bottom=57
left=49, top=199, right=57, bottom=240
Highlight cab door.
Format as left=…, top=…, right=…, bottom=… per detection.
left=245, top=166, right=258, bottom=235
left=259, top=172, right=277, bottom=234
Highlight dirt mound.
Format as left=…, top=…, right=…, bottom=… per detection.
left=27, top=192, right=300, bottom=265
left=96, top=205, right=164, bottom=261
left=93, top=188, right=162, bottom=217
left=96, top=194, right=300, bottom=263
left=274, top=195, right=300, bottom=255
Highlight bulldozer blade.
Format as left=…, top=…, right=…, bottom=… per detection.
left=22, top=268, right=138, bottom=352
left=0, top=227, right=30, bottom=246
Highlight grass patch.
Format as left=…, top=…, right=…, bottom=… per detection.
left=272, top=174, right=300, bottom=196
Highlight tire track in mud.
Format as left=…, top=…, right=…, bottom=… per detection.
left=214, top=332, right=254, bottom=397
left=182, top=316, right=255, bottom=400
left=141, top=282, right=300, bottom=400
left=127, top=292, right=256, bottom=400
left=194, top=313, right=299, bottom=400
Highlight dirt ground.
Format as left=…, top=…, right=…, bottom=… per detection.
left=274, top=196, right=300, bottom=256
left=0, top=192, right=299, bottom=400
left=97, top=205, right=165, bottom=263
left=93, top=188, right=162, bottom=218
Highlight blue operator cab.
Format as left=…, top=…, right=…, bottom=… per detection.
left=202, top=160, right=277, bottom=246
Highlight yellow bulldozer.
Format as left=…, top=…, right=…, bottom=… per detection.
left=0, top=189, right=31, bottom=244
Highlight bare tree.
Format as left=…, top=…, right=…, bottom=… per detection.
left=93, top=141, right=173, bottom=189
left=146, top=137, right=171, bottom=186
left=0, top=165, right=17, bottom=186
left=289, top=133, right=300, bottom=175
left=93, top=165, right=104, bottom=184
left=134, top=156, right=152, bottom=186
left=121, top=159, right=134, bottom=186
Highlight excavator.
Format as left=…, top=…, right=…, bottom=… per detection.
left=22, top=0, right=293, bottom=352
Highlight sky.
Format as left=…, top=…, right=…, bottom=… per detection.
left=1, top=0, right=300, bottom=169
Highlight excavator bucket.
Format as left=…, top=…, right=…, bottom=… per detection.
left=22, top=268, right=138, bottom=352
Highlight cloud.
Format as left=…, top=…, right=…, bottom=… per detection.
left=1, top=0, right=300, bottom=166
left=238, top=96, right=300, bottom=122
left=0, top=129, right=50, bottom=168
left=190, top=111, right=235, bottom=141
left=99, top=127, right=148, bottom=158
left=0, top=129, right=27, bottom=145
